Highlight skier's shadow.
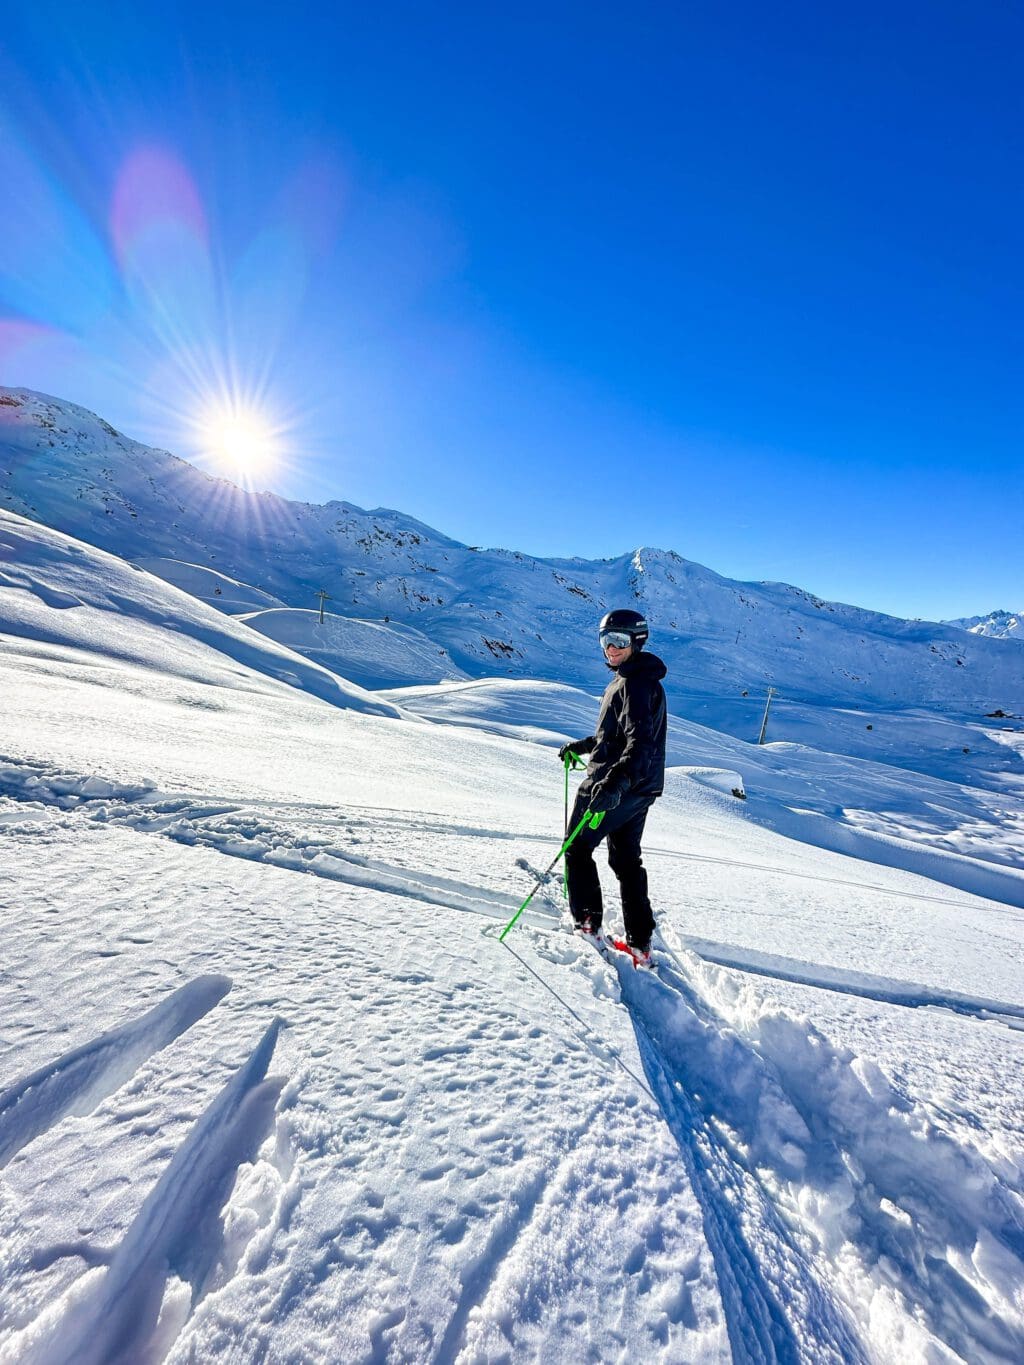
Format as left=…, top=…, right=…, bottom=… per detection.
left=616, top=963, right=865, bottom=1365
left=617, top=952, right=1024, bottom=1365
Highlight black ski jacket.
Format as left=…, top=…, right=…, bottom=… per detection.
left=579, top=651, right=668, bottom=800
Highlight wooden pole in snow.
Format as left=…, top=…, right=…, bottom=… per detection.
left=316, top=589, right=330, bottom=624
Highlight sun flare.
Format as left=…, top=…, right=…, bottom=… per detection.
left=198, top=404, right=281, bottom=483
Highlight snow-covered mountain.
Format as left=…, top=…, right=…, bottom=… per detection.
left=946, top=609, right=1023, bottom=641
left=3, top=388, right=1022, bottom=739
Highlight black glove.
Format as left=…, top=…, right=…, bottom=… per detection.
left=587, top=778, right=623, bottom=813
left=558, top=738, right=593, bottom=764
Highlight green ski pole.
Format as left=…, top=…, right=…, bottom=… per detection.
left=499, top=807, right=604, bottom=943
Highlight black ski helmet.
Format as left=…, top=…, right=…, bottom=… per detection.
left=598, top=608, right=649, bottom=650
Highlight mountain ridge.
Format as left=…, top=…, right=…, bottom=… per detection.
left=2, top=386, right=1021, bottom=739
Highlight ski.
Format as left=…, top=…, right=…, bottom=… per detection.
left=606, top=936, right=655, bottom=971
left=571, top=923, right=655, bottom=971
left=572, top=922, right=609, bottom=955
left=511, top=861, right=654, bottom=970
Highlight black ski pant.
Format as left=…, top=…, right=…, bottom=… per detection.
left=564, top=787, right=656, bottom=948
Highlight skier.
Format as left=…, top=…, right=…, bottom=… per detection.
left=558, top=609, right=667, bottom=968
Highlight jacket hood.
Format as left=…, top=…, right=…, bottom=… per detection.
left=616, top=650, right=667, bottom=681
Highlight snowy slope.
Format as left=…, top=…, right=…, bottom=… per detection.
left=384, top=679, right=1024, bottom=908
left=0, top=510, right=401, bottom=719
left=133, top=557, right=288, bottom=615
left=3, top=388, right=1022, bottom=754
left=2, top=501, right=1024, bottom=1363
left=239, top=607, right=469, bottom=689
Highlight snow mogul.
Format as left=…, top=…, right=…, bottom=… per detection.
left=558, top=609, right=667, bottom=968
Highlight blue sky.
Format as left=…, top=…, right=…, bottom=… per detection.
left=1, top=1, right=1020, bottom=620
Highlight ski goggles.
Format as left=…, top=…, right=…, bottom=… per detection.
left=600, top=630, right=634, bottom=649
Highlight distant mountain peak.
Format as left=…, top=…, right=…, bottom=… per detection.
left=945, top=610, right=1022, bottom=641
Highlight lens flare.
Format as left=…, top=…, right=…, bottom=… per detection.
left=195, top=402, right=282, bottom=484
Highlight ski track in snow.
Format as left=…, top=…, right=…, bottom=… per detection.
left=510, top=923, right=1024, bottom=1362
left=0, top=757, right=523, bottom=922
left=5, top=752, right=1023, bottom=1033
left=676, top=937, right=1024, bottom=1031
left=437, top=859, right=1020, bottom=1359
left=3, top=753, right=1024, bottom=1360
left=654, top=937, right=1023, bottom=1360
left=3, top=1023, right=287, bottom=1364
left=0, top=812, right=728, bottom=1362
left=513, top=911, right=1024, bottom=1359
left=507, top=930, right=865, bottom=1362
left=638, top=1040, right=864, bottom=1365
left=0, top=976, right=231, bottom=1168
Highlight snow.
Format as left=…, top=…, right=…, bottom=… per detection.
left=3, top=386, right=1022, bottom=787
left=239, top=608, right=469, bottom=689
left=385, top=679, right=1024, bottom=908
left=2, top=427, right=1024, bottom=1359
left=946, top=611, right=1023, bottom=642
left=133, top=558, right=288, bottom=616
left=0, top=510, right=401, bottom=718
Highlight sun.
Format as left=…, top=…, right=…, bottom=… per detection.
left=198, top=404, right=281, bottom=484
